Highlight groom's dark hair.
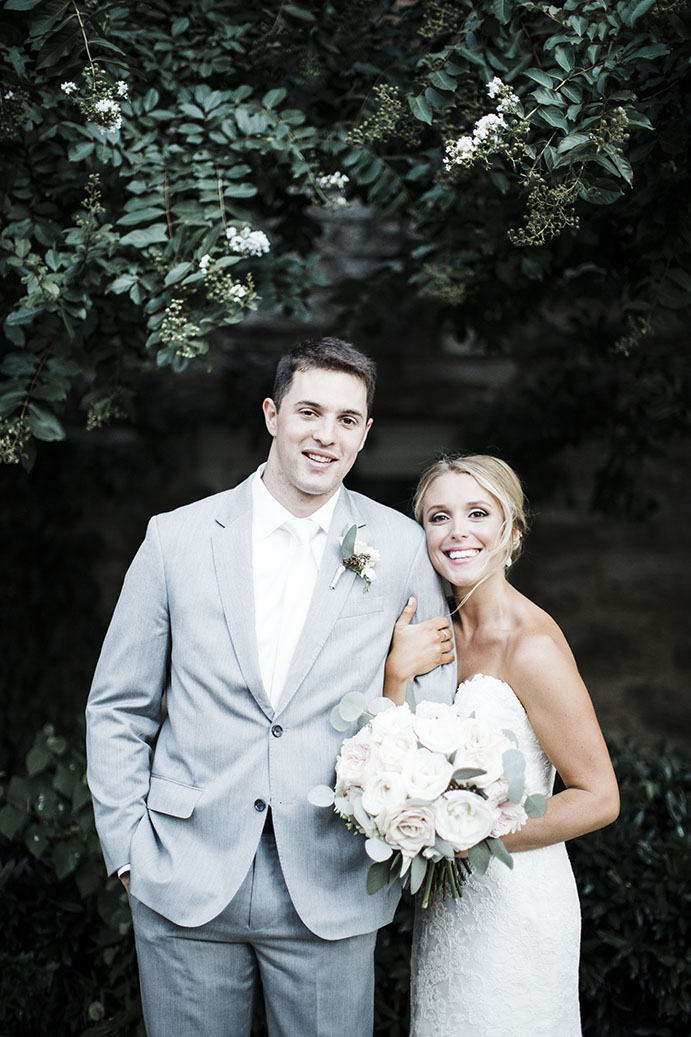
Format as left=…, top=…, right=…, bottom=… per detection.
left=273, top=337, right=377, bottom=416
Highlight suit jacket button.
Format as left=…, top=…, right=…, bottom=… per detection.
left=271, top=724, right=283, bottom=738
left=254, top=799, right=266, bottom=812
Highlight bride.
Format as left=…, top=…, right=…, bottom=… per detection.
left=383, top=454, right=619, bottom=1037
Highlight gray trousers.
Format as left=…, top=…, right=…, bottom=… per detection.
left=129, top=827, right=378, bottom=1037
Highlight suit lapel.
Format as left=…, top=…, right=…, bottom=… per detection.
left=210, top=479, right=273, bottom=717
left=275, top=488, right=367, bottom=715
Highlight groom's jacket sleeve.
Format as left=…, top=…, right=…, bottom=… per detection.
left=86, top=516, right=171, bottom=876
left=398, top=525, right=456, bottom=706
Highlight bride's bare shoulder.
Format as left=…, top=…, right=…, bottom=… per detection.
left=507, top=591, right=578, bottom=678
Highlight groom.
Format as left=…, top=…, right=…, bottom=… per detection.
left=86, top=337, right=454, bottom=1037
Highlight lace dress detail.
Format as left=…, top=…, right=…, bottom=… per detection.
left=410, top=674, right=582, bottom=1037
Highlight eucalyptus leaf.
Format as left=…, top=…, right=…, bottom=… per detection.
left=366, top=860, right=390, bottom=895
left=487, top=836, right=514, bottom=869
left=307, top=784, right=335, bottom=808
left=337, top=691, right=367, bottom=723
left=453, top=767, right=487, bottom=782
left=366, top=838, right=394, bottom=862
left=330, top=704, right=353, bottom=732
left=341, top=524, right=357, bottom=559
left=524, top=793, right=547, bottom=818
left=467, top=840, right=491, bottom=875
left=409, top=852, right=428, bottom=894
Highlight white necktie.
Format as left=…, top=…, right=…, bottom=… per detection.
left=269, top=517, right=319, bottom=705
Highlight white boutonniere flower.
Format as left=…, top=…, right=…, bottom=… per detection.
left=329, top=524, right=380, bottom=592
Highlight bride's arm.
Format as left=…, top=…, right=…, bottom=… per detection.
left=383, top=597, right=455, bottom=705
left=502, top=633, right=619, bottom=852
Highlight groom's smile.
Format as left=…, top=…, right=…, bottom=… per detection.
left=261, top=368, right=373, bottom=515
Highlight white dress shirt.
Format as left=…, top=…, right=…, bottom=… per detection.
left=251, top=466, right=341, bottom=706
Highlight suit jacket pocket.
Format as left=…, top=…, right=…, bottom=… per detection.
left=338, top=593, right=385, bottom=619
left=147, top=774, right=204, bottom=819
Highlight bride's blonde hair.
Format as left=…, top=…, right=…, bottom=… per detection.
left=413, top=455, right=529, bottom=601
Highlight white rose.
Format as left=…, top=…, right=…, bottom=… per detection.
left=413, top=701, right=470, bottom=756
left=400, top=747, right=453, bottom=802
left=453, top=718, right=512, bottom=788
left=374, top=725, right=418, bottom=772
left=489, top=797, right=529, bottom=837
left=377, top=805, right=436, bottom=858
left=434, top=790, right=499, bottom=851
left=369, top=703, right=415, bottom=745
left=361, top=771, right=407, bottom=817
left=335, top=727, right=375, bottom=791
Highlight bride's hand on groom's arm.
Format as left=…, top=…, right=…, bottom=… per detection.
left=383, top=597, right=455, bottom=705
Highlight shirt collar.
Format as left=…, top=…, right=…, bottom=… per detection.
left=251, top=464, right=342, bottom=539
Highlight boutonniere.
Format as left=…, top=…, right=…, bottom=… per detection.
left=329, top=524, right=380, bottom=592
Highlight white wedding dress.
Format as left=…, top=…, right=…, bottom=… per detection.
left=410, top=674, right=582, bottom=1037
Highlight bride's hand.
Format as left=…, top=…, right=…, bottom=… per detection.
left=384, top=597, right=455, bottom=695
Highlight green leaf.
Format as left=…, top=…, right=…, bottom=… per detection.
left=408, top=95, right=433, bottom=125
left=558, top=132, right=591, bottom=153
left=338, top=691, right=367, bottom=723
left=540, top=106, right=569, bottom=131
left=164, top=262, right=194, bottom=286
left=263, top=88, right=287, bottom=109
left=452, top=767, right=487, bottom=782
left=554, top=46, right=575, bottom=72
left=366, top=838, right=394, bottom=863
left=284, top=4, right=317, bottom=21
left=625, top=0, right=656, bottom=26
left=467, top=840, right=491, bottom=875
left=5, top=0, right=44, bottom=9
left=26, top=746, right=50, bottom=776
left=68, top=141, right=95, bottom=162
left=120, top=226, right=169, bottom=247
left=26, top=404, right=65, bottom=443
left=0, top=804, right=26, bottom=840
left=524, top=68, right=555, bottom=89
left=171, top=16, right=189, bottom=36
left=502, top=747, right=526, bottom=802
left=429, top=70, right=456, bottom=91
left=366, top=859, right=391, bottom=894
left=492, top=0, right=511, bottom=24
left=524, top=793, right=547, bottom=818
left=24, top=824, right=50, bottom=859
left=341, top=524, right=357, bottom=559
left=330, top=704, right=352, bottom=732
left=409, top=852, right=428, bottom=894
left=307, top=784, right=335, bottom=807
left=52, top=841, right=80, bottom=881
left=487, top=836, right=513, bottom=868
left=117, top=208, right=166, bottom=226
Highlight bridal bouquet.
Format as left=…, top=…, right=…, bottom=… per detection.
left=309, top=692, right=546, bottom=907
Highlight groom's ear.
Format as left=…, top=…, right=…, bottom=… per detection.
left=358, top=417, right=373, bottom=452
left=262, top=397, right=278, bottom=436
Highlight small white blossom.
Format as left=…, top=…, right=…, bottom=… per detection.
left=486, top=76, right=505, bottom=99
left=61, top=82, right=77, bottom=95
left=116, top=80, right=129, bottom=97
left=95, top=97, right=119, bottom=115
left=316, top=172, right=350, bottom=191
left=228, top=282, right=249, bottom=301
left=443, top=135, right=476, bottom=171
left=199, top=254, right=212, bottom=274
left=4, top=90, right=14, bottom=100
left=225, top=225, right=271, bottom=257
left=473, top=112, right=507, bottom=143
left=497, top=93, right=521, bottom=116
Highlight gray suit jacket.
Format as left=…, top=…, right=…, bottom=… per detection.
left=86, top=475, right=455, bottom=937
